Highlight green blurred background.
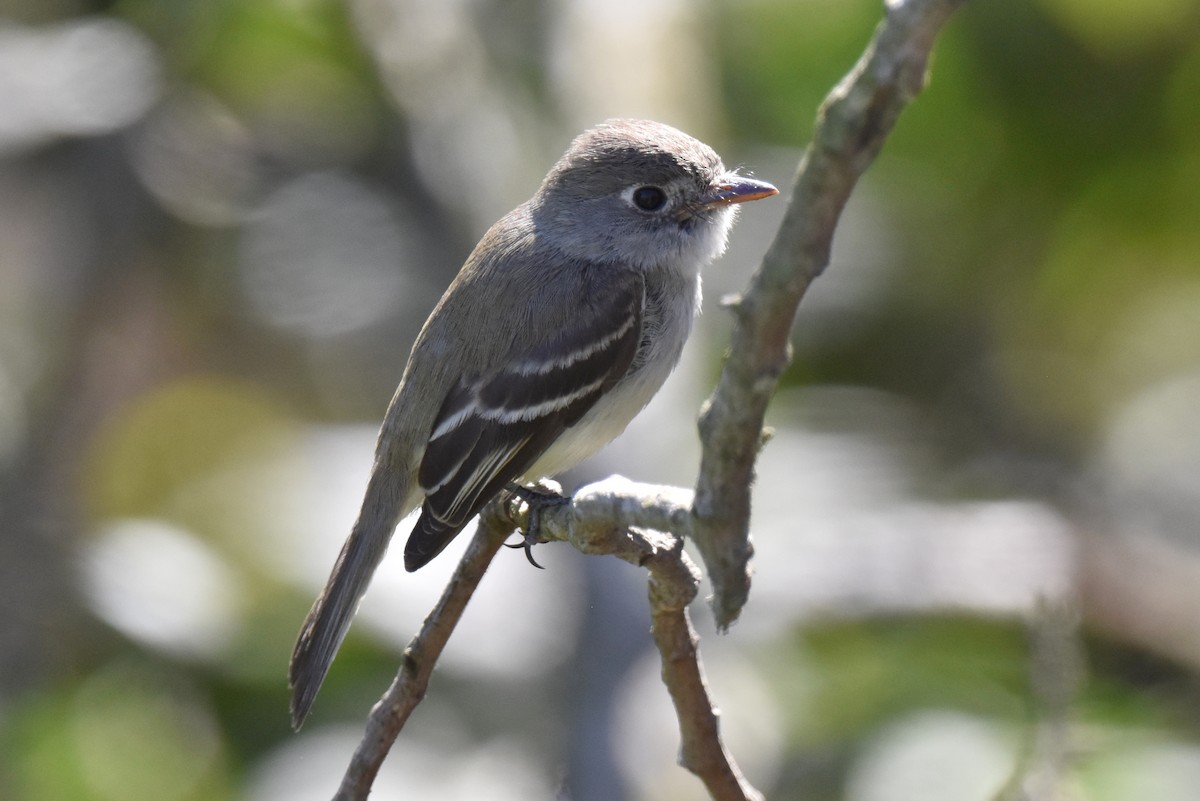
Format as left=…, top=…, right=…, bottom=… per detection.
left=2, top=0, right=1199, bottom=799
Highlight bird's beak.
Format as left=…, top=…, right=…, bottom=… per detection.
left=698, top=175, right=779, bottom=209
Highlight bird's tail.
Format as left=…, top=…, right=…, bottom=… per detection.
left=288, top=468, right=410, bottom=730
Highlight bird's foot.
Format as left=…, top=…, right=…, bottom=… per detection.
left=504, top=483, right=571, bottom=569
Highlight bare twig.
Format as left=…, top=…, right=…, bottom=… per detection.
left=335, top=477, right=761, bottom=801
left=536, top=477, right=763, bottom=801
left=651, top=603, right=763, bottom=801
left=692, top=0, right=968, bottom=630
left=996, top=599, right=1084, bottom=801
left=332, top=516, right=508, bottom=801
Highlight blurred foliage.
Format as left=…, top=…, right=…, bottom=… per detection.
left=3, top=659, right=232, bottom=801
left=84, top=377, right=295, bottom=522
left=789, top=618, right=1031, bottom=741
left=2, top=0, right=1200, bottom=800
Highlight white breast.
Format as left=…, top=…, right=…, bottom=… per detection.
left=526, top=267, right=700, bottom=478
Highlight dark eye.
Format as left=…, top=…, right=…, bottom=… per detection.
left=631, top=186, right=667, bottom=211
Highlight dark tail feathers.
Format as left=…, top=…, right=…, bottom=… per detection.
left=289, top=469, right=408, bottom=729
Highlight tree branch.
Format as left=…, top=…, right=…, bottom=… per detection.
left=332, top=516, right=508, bottom=801
left=692, top=0, right=967, bottom=630
left=334, top=478, right=763, bottom=801
left=997, top=599, right=1084, bottom=801
left=532, top=477, right=764, bottom=801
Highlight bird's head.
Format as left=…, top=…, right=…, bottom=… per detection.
left=534, top=119, right=777, bottom=272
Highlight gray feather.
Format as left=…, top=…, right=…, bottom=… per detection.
left=288, top=460, right=414, bottom=729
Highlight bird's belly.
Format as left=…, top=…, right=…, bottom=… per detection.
left=524, top=284, right=694, bottom=480
left=524, top=364, right=666, bottom=478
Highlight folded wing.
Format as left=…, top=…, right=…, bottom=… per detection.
left=403, top=271, right=645, bottom=570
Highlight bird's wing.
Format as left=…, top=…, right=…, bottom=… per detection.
left=403, top=270, right=645, bottom=570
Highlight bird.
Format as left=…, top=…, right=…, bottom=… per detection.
left=288, top=118, right=777, bottom=728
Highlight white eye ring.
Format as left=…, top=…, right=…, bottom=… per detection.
left=623, top=185, right=669, bottom=212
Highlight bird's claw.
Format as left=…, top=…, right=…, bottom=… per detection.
left=505, top=483, right=570, bottom=569
left=503, top=531, right=546, bottom=569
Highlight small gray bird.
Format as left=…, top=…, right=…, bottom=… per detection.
left=289, top=118, right=777, bottom=727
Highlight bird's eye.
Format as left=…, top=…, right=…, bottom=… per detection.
left=631, top=186, right=668, bottom=212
